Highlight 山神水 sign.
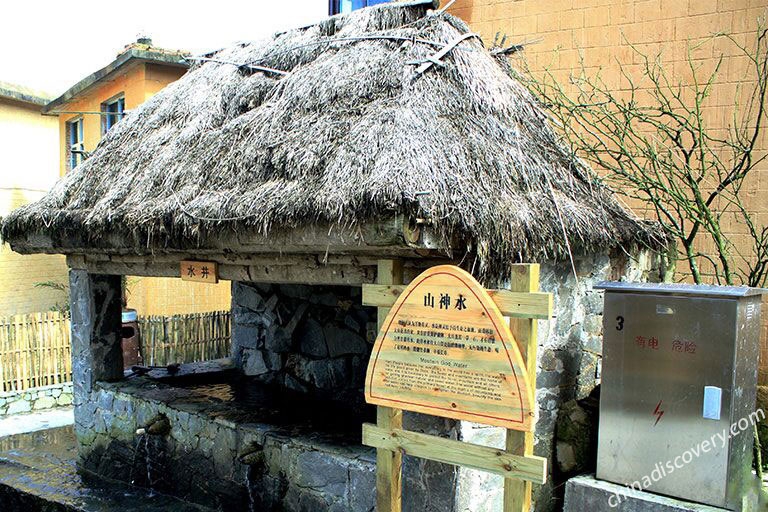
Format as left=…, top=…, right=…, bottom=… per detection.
left=180, top=260, right=219, bottom=283
left=364, top=265, right=534, bottom=431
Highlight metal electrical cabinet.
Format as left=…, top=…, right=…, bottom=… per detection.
left=595, top=282, right=763, bottom=510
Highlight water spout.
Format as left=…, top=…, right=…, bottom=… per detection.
left=145, top=415, right=170, bottom=436
left=238, top=450, right=265, bottom=466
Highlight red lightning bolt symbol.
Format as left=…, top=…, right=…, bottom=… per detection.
left=653, top=400, right=664, bottom=426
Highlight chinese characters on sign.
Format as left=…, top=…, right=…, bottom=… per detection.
left=423, top=292, right=468, bottom=310
left=635, top=334, right=696, bottom=355
left=672, top=339, right=697, bottom=354
left=179, top=260, right=219, bottom=284
left=365, top=265, right=535, bottom=432
left=635, top=336, right=659, bottom=350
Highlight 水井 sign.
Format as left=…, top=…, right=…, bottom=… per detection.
left=180, top=260, right=218, bottom=284
left=365, top=265, right=534, bottom=431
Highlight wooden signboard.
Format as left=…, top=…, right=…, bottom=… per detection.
left=365, top=265, right=534, bottom=431
left=180, top=260, right=219, bottom=283
left=362, top=262, right=551, bottom=512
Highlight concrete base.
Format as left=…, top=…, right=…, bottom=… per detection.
left=564, top=475, right=763, bottom=512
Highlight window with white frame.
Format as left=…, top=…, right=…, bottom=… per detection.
left=102, top=95, right=125, bottom=135
left=67, top=117, right=84, bottom=170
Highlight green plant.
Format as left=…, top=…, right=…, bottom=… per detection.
left=34, top=280, right=70, bottom=316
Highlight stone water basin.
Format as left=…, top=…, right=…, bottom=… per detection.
left=77, top=368, right=380, bottom=511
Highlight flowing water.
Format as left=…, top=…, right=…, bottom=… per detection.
left=0, top=426, right=206, bottom=511
left=245, top=466, right=255, bottom=512
left=144, top=435, right=154, bottom=497
left=128, top=433, right=145, bottom=486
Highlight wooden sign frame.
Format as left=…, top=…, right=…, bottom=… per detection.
left=362, top=260, right=551, bottom=512
left=180, top=260, right=219, bottom=283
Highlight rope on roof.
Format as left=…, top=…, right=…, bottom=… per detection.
left=185, top=56, right=289, bottom=76
left=241, top=34, right=481, bottom=70
left=436, top=0, right=456, bottom=13
left=190, top=34, right=484, bottom=80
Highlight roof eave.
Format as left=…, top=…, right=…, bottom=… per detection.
left=2, top=215, right=443, bottom=257
left=0, top=87, right=50, bottom=106
left=42, top=49, right=190, bottom=114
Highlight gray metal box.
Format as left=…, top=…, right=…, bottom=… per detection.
left=595, top=282, right=763, bottom=510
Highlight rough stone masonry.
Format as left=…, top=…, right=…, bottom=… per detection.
left=230, top=281, right=461, bottom=512
left=230, top=282, right=376, bottom=408
left=67, top=248, right=657, bottom=512
left=457, top=251, right=659, bottom=512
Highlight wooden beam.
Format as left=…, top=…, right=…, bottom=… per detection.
left=11, top=216, right=447, bottom=256
left=362, top=423, right=547, bottom=484
left=375, top=259, right=404, bottom=512
left=67, top=254, right=377, bottom=285
left=362, top=284, right=552, bottom=319
left=504, top=264, right=541, bottom=512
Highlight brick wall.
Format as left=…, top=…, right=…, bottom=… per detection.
left=447, top=0, right=768, bottom=384
left=0, top=189, right=69, bottom=317
left=126, top=276, right=231, bottom=316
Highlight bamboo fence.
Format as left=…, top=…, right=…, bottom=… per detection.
left=0, top=311, right=71, bottom=393
left=0, top=310, right=231, bottom=393
left=139, top=310, right=231, bottom=366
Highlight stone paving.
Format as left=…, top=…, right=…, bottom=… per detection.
left=0, top=426, right=210, bottom=511
left=0, top=406, right=74, bottom=437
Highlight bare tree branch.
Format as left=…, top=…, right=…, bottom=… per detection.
left=514, top=18, right=768, bottom=286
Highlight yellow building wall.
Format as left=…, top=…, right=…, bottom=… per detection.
left=144, top=63, right=186, bottom=100
left=0, top=97, right=68, bottom=316
left=447, top=0, right=768, bottom=379
left=56, top=62, right=230, bottom=316
left=447, top=0, right=768, bottom=278
left=126, top=277, right=231, bottom=316
left=57, top=62, right=188, bottom=176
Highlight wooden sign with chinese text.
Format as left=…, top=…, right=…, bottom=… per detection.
left=180, top=260, right=219, bottom=284
left=365, top=265, right=534, bottom=431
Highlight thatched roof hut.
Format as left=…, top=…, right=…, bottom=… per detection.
left=1, top=0, right=661, bottom=283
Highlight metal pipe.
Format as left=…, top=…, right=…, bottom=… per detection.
left=46, top=111, right=130, bottom=116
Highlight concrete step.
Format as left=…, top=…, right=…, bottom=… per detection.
left=564, top=474, right=764, bottom=512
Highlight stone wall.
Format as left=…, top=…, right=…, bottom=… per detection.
left=231, top=282, right=376, bottom=409
left=68, top=255, right=661, bottom=512
left=0, top=383, right=73, bottom=416
left=69, top=270, right=457, bottom=511
left=457, top=250, right=660, bottom=512
left=230, top=281, right=460, bottom=512
left=74, top=375, right=459, bottom=512
left=75, top=378, right=377, bottom=511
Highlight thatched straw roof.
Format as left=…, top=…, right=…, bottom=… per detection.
left=1, top=0, right=662, bottom=282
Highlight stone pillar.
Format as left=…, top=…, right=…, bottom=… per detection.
left=69, top=270, right=123, bottom=404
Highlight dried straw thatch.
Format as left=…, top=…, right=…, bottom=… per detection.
left=1, top=1, right=662, bottom=282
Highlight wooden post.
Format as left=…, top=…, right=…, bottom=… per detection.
left=376, top=259, right=404, bottom=512
left=503, top=264, right=540, bottom=512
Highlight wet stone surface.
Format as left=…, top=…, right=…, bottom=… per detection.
left=77, top=372, right=381, bottom=511
left=75, top=368, right=459, bottom=512
left=0, top=426, right=208, bottom=511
